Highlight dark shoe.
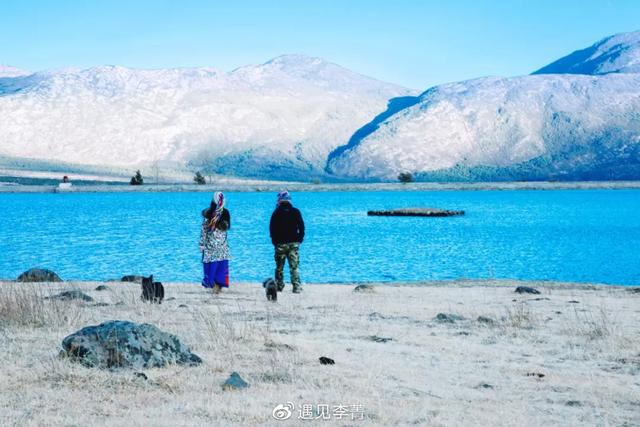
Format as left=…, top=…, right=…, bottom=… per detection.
left=277, top=283, right=285, bottom=292
left=292, top=286, right=302, bottom=294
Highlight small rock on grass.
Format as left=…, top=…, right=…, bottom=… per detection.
left=476, top=383, right=494, bottom=389
left=526, top=372, right=545, bottom=378
left=134, top=372, right=148, bottom=380
left=434, top=313, right=465, bottom=323
left=477, top=316, right=495, bottom=325
left=222, top=372, right=249, bottom=390
left=515, top=286, right=541, bottom=295
left=95, top=285, right=108, bottom=291
left=319, top=356, right=335, bottom=365
left=368, top=335, right=393, bottom=343
left=354, top=284, right=375, bottom=293
left=49, top=290, right=94, bottom=302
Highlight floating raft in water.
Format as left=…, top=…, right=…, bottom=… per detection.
left=367, top=208, right=465, bottom=217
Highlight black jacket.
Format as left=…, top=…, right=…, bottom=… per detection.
left=269, top=203, right=305, bottom=245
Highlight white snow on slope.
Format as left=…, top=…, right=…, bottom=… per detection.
left=328, top=31, right=640, bottom=180
left=533, top=31, right=640, bottom=75
left=0, top=55, right=411, bottom=179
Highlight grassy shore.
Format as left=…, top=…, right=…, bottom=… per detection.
left=0, top=280, right=638, bottom=426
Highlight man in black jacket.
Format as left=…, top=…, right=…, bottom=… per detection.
left=269, top=190, right=305, bottom=293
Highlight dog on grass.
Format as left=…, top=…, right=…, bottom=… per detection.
left=141, top=275, right=164, bottom=304
left=263, top=278, right=277, bottom=302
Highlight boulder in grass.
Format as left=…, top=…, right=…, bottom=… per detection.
left=49, top=290, right=94, bottom=302
left=95, top=285, right=108, bottom=291
left=16, top=268, right=62, bottom=282
left=61, top=320, right=202, bottom=369
left=515, top=286, right=541, bottom=295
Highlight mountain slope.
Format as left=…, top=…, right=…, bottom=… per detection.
left=533, top=31, right=640, bottom=75
left=327, top=31, right=640, bottom=181
left=0, top=55, right=411, bottom=180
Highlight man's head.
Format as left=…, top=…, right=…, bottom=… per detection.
left=277, top=190, right=291, bottom=205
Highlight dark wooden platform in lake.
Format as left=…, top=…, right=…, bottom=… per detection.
left=367, top=208, right=465, bottom=217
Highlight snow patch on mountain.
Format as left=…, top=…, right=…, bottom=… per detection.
left=327, top=73, right=640, bottom=180
left=0, top=55, right=411, bottom=179
left=533, top=31, right=640, bottom=75
left=327, top=30, right=640, bottom=181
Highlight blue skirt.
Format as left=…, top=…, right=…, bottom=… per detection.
left=202, top=260, right=229, bottom=288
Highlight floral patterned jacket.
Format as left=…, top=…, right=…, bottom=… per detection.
left=200, top=216, right=231, bottom=262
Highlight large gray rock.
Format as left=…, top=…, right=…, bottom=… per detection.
left=16, top=268, right=62, bottom=282
left=61, top=320, right=202, bottom=369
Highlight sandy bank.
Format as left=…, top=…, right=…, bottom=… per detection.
left=0, top=279, right=638, bottom=426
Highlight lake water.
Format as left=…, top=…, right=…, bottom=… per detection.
left=1, top=190, right=639, bottom=285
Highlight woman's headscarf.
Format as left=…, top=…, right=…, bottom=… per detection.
left=209, top=191, right=225, bottom=230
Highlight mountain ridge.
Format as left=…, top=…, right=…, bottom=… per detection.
left=326, top=30, right=640, bottom=180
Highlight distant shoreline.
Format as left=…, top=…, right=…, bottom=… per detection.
left=2, top=278, right=637, bottom=289
left=2, top=180, right=640, bottom=193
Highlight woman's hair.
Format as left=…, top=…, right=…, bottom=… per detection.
left=203, top=192, right=225, bottom=230
left=203, top=201, right=217, bottom=219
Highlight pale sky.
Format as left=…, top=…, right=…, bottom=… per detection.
left=2, top=0, right=639, bottom=88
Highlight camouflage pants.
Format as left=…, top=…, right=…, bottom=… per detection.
left=274, top=243, right=301, bottom=290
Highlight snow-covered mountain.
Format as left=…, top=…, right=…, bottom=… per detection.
left=0, top=55, right=411, bottom=180
left=327, top=31, right=640, bottom=180
left=0, top=65, right=30, bottom=78
left=533, top=31, right=640, bottom=75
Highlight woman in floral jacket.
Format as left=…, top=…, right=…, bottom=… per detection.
left=200, top=192, right=231, bottom=294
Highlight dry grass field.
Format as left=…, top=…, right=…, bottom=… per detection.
left=0, top=280, right=639, bottom=426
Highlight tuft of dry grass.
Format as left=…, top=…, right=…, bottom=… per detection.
left=567, top=305, right=612, bottom=341
left=0, top=284, right=84, bottom=329
left=502, top=302, right=538, bottom=330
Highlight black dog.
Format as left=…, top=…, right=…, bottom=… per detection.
left=263, top=278, right=277, bottom=302
left=141, top=275, right=164, bottom=304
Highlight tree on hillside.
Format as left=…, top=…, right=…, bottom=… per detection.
left=130, top=170, right=144, bottom=185
left=398, top=172, right=414, bottom=183
left=194, top=171, right=206, bottom=185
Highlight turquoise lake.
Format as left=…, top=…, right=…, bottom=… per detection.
left=1, top=190, right=639, bottom=285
